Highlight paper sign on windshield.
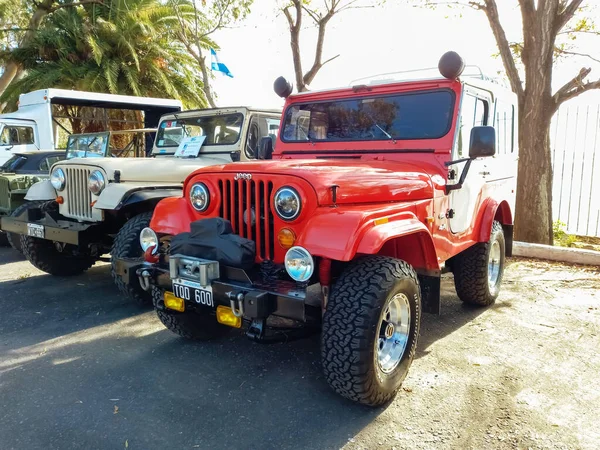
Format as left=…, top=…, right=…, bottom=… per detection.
left=174, top=135, right=206, bottom=158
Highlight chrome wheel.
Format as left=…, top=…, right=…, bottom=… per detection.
left=488, top=240, right=501, bottom=294
left=377, top=293, right=411, bottom=374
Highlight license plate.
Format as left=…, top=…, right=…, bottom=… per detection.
left=172, top=279, right=214, bottom=308
left=27, top=223, right=45, bottom=238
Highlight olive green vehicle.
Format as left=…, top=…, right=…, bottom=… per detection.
left=0, top=151, right=65, bottom=248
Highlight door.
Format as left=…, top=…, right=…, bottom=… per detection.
left=448, top=91, right=490, bottom=234
left=0, top=122, right=39, bottom=161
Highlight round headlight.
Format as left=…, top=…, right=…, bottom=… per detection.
left=50, top=168, right=66, bottom=191
left=274, top=187, right=301, bottom=220
left=88, top=170, right=105, bottom=195
left=284, top=246, right=314, bottom=282
left=140, top=227, right=158, bottom=253
left=190, top=183, right=209, bottom=211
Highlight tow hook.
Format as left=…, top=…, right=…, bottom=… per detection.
left=227, top=291, right=245, bottom=317
left=138, top=269, right=152, bottom=291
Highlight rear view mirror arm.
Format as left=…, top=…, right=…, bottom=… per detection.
left=445, top=158, right=473, bottom=194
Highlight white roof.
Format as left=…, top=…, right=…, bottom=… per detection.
left=18, top=89, right=182, bottom=111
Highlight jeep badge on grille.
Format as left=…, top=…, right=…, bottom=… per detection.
left=234, top=173, right=252, bottom=180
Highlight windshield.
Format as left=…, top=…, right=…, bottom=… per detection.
left=66, top=132, right=110, bottom=159
left=281, top=90, right=454, bottom=142
left=0, top=155, right=27, bottom=172
left=155, top=113, right=244, bottom=149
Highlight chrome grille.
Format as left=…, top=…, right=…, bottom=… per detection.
left=0, top=178, right=10, bottom=210
left=217, top=178, right=274, bottom=261
left=65, top=167, right=93, bottom=220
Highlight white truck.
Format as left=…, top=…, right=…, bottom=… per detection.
left=0, top=88, right=182, bottom=165
left=1, top=107, right=281, bottom=305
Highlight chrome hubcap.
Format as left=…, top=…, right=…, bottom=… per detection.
left=377, top=293, right=411, bottom=374
left=488, top=240, right=501, bottom=293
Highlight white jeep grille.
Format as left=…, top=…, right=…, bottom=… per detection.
left=58, top=166, right=103, bottom=222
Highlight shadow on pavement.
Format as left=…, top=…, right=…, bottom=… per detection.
left=0, top=246, right=25, bottom=265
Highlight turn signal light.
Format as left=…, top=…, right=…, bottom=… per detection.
left=216, top=306, right=241, bottom=328
left=164, top=292, right=185, bottom=312
left=277, top=228, right=296, bottom=249
left=56, top=196, right=64, bottom=204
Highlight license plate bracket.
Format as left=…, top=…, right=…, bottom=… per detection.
left=172, top=278, right=214, bottom=308
left=27, top=223, right=45, bottom=238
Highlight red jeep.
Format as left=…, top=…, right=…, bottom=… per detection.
left=115, top=53, right=517, bottom=406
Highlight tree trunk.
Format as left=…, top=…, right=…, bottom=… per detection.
left=514, top=97, right=554, bottom=245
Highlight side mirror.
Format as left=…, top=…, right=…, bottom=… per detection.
left=258, top=136, right=274, bottom=160
left=469, top=126, right=496, bottom=158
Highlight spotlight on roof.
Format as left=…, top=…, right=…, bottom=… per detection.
left=274, top=76, right=293, bottom=98
left=438, top=51, right=465, bottom=80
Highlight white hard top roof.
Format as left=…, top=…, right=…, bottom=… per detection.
left=18, top=89, right=183, bottom=111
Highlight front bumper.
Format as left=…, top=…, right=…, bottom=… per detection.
left=113, top=254, right=314, bottom=324
left=0, top=204, right=102, bottom=246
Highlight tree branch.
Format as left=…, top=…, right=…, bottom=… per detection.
left=555, top=0, right=584, bottom=33
left=482, top=0, right=524, bottom=99
left=552, top=67, right=600, bottom=108
left=554, top=47, right=600, bottom=64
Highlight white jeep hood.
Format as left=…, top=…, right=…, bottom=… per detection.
left=62, top=154, right=232, bottom=183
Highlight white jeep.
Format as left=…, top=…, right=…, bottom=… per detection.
left=1, top=107, right=280, bottom=304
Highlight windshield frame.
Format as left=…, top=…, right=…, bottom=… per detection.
left=155, top=112, right=245, bottom=150
left=280, top=88, right=456, bottom=144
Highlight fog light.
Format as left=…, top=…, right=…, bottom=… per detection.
left=216, top=305, right=242, bottom=328
left=284, top=246, right=314, bottom=282
left=277, top=228, right=296, bottom=249
left=164, top=292, right=185, bottom=312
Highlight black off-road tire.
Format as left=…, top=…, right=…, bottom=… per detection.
left=152, top=287, right=231, bottom=341
left=321, top=256, right=421, bottom=407
left=111, top=212, right=153, bottom=305
left=20, top=235, right=95, bottom=276
left=6, top=201, right=45, bottom=253
left=453, top=220, right=505, bottom=306
left=0, top=231, right=8, bottom=247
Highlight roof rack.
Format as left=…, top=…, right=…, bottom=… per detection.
left=349, top=65, right=509, bottom=88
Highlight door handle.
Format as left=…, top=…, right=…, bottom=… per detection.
left=479, top=171, right=490, bottom=176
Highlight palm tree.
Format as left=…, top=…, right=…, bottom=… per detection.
left=0, top=0, right=206, bottom=109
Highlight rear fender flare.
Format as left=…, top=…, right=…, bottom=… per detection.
left=24, top=180, right=56, bottom=201
left=477, top=199, right=513, bottom=242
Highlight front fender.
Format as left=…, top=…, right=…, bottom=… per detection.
left=25, top=180, right=57, bottom=201
left=296, top=203, right=438, bottom=270
left=94, top=183, right=182, bottom=210
left=149, top=196, right=195, bottom=235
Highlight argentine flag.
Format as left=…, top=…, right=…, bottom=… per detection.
left=210, top=48, right=233, bottom=78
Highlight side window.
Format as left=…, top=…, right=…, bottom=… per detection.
left=494, top=100, right=515, bottom=154
left=39, top=158, right=49, bottom=172
left=457, top=94, right=487, bottom=157
left=244, top=118, right=259, bottom=159
left=265, top=118, right=280, bottom=138
left=0, top=126, right=35, bottom=145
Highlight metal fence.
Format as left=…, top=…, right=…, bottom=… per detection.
left=550, top=104, right=600, bottom=237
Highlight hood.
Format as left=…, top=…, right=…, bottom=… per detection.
left=193, top=159, right=436, bottom=205
left=57, top=155, right=232, bottom=184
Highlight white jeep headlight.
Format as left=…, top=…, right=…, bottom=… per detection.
left=274, top=187, right=301, bottom=220
left=88, top=170, right=105, bottom=195
left=284, top=246, right=314, bottom=282
left=140, top=227, right=158, bottom=253
left=190, top=183, right=209, bottom=211
left=50, top=168, right=66, bottom=191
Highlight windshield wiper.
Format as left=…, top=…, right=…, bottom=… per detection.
left=364, top=111, right=397, bottom=143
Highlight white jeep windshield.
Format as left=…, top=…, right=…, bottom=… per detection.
left=156, top=113, right=244, bottom=149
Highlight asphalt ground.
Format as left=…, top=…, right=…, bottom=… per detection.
left=0, top=248, right=598, bottom=450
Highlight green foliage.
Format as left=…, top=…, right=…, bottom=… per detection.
left=553, top=220, right=576, bottom=248
left=0, top=0, right=207, bottom=109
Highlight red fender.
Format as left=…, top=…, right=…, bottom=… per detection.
left=477, top=199, right=513, bottom=242
left=150, top=197, right=195, bottom=235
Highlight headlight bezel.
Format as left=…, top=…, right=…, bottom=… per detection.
left=50, top=168, right=66, bottom=191
left=139, top=227, right=159, bottom=254
left=284, top=246, right=314, bottom=282
left=189, top=182, right=210, bottom=212
left=273, top=186, right=301, bottom=221
left=88, top=170, right=106, bottom=195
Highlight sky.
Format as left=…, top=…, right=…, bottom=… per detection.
left=209, top=0, right=600, bottom=109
